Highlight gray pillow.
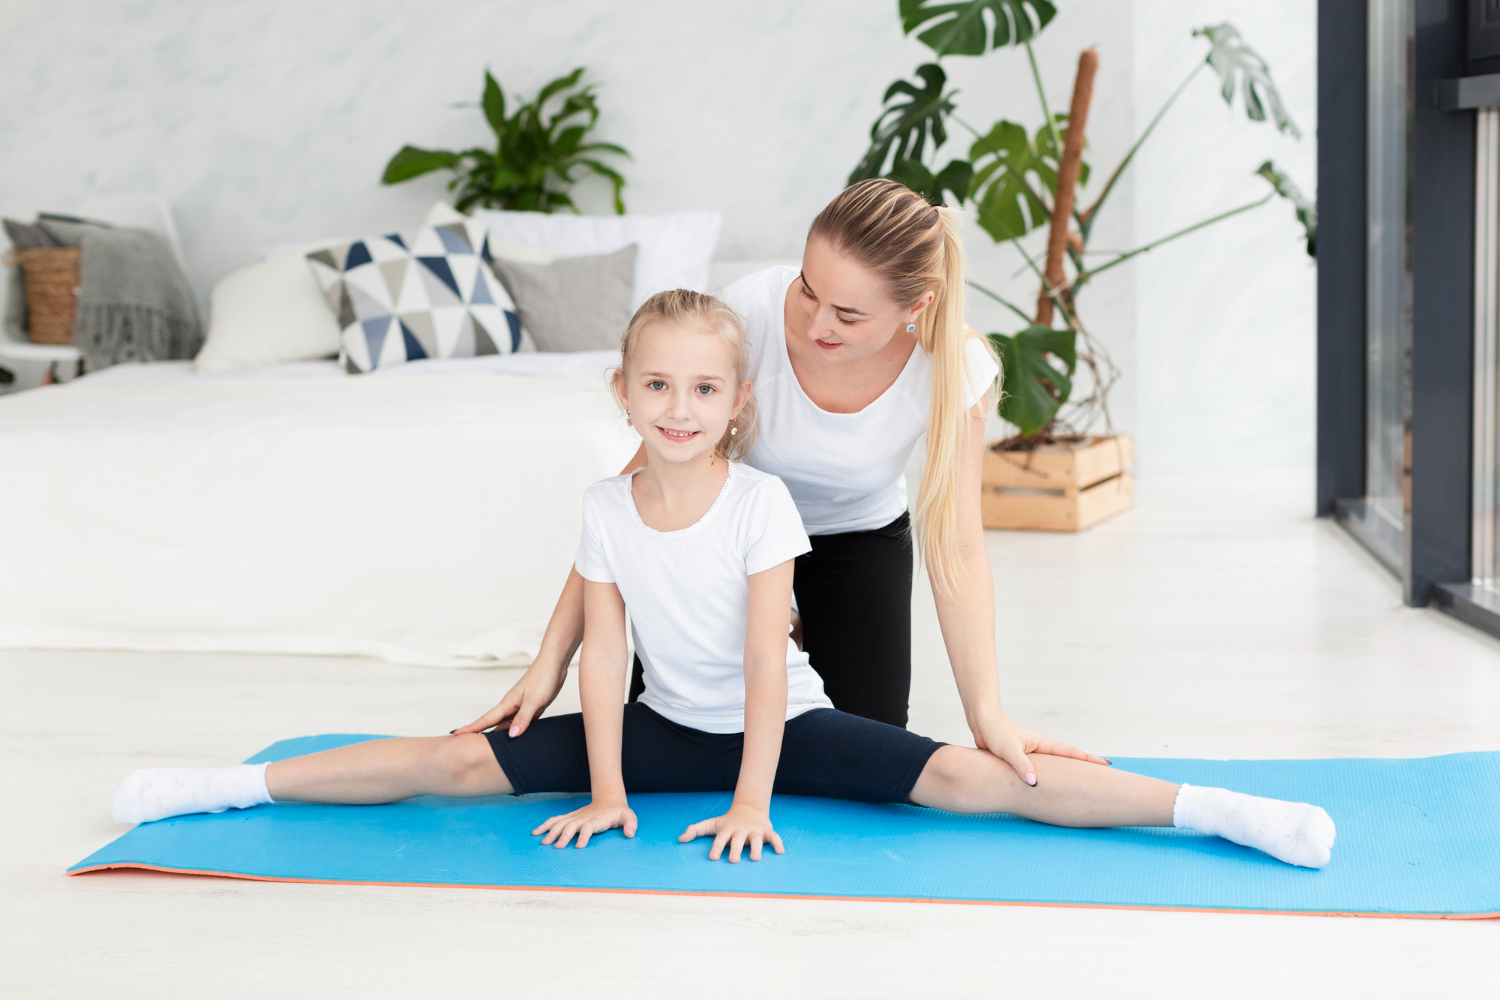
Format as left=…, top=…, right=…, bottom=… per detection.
left=489, top=243, right=636, bottom=352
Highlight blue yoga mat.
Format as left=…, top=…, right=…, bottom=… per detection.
left=69, top=735, right=1500, bottom=918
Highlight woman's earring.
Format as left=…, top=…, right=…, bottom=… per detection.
left=730, top=423, right=738, bottom=436
left=906, top=323, right=916, bottom=333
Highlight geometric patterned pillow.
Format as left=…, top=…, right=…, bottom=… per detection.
left=306, top=220, right=522, bottom=373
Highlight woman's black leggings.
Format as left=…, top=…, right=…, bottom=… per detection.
left=629, top=511, right=915, bottom=729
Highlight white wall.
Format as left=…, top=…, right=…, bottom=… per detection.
left=0, top=0, right=1314, bottom=475
left=1131, top=1, right=1318, bottom=473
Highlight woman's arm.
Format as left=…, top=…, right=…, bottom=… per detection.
left=677, top=559, right=791, bottom=863
left=455, top=443, right=649, bottom=737
left=932, top=396, right=1108, bottom=784
left=532, top=578, right=638, bottom=848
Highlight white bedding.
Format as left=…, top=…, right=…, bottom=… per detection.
left=80, top=350, right=624, bottom=385
left=0, top=355, right=638, bottom=666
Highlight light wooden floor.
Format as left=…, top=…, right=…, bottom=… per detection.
left=3, top=470, right=1498, bottom=998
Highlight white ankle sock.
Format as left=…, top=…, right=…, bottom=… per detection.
left=112, top=763, right=274, bottom=824
left=1172, top=784, right=1335, bottom=868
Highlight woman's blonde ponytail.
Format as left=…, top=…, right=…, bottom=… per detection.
left=809, top=180, right=999, bottom=596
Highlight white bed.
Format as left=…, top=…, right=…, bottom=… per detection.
left=0, top=351, right=637, bottom=667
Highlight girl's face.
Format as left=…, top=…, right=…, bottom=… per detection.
left=617, top=320, right=750, bottom=466
left=793, top=236, right=935, bottom=363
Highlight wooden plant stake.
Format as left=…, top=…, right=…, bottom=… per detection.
left=1035, top=48, right=1099, bottom=327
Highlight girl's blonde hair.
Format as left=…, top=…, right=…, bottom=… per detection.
left=616, top=288, right=758, bottom=462
left=809, top=178, right=999, bottom=595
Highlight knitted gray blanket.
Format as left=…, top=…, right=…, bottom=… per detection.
left=72, top=223, right=202, bottom=371
left=31, top=217, right=202, bottom=371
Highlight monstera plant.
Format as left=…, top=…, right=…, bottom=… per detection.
left=851, top=3, right=1315, bottom=445
left=383, top=68, right=631, bottom=214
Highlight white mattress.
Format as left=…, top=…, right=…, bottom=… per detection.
left=0, top=354, right=638, bottom=666
left=79, top=350, right=624, bottom=385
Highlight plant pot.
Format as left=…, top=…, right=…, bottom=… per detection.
left=981, top=435, right=1134, bottom=532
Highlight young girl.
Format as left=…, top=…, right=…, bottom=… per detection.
left=112, top=291, right=1337, bottom=869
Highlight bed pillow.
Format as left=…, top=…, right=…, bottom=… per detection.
left=470, top=209, right=721, bottom=307
left=489, top=244, right=637, bottom=353
left=195, top=240, right=345, bottom=373
left=422, top=202, right=560, bottom=268
left=306, top=220, right=521, bottom=373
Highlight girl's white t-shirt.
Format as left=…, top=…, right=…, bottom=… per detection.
left=723, top=265, right=1000, bottom=535
left=573, top=461, right=834, bottom=734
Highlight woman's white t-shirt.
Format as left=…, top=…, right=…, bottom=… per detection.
left=723, top=266, right=1000, bottom=536
left=573, top=461, right=834, bottom=734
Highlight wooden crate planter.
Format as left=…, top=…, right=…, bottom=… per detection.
left=981, top=435, right=1134, bottom=532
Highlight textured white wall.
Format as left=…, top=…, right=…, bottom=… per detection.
left=0, top=0, right=1313, bottom=474
left=1131, top=0, right=1318, bottom=473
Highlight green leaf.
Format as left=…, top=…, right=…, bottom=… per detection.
left=481, top=72, right=506, bottom=137
left=1256, top=160, right=1317, bottom=257
left=536, top=68, right=586, bottom=111
left=899, top=0, right=1057, bottom=58
left=988, top=326, right=1076, bottom=435
left=848, top=64, right=958, bottom=185
left=888, top=156, right=972, bottom=205
left=969, top=121, right=1052, bottom=240
left=1193, top=23, right=1300, bottom=138
left=385, top=67, right=628, bottom=213
left=552, top=125, right=587, bottom=158
left=968, top=114, right=1088, bottom=242
left=381, top=146, right=460, bottom=184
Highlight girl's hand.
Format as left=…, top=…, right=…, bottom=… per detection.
left=533, top=798, right=638, bottom=849
left=971, top=709, right=1109, bottom=786
left=678, top=803, right=785, bottom=862
left=452, top=660, right=567, bottom=738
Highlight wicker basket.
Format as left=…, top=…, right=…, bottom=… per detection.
left=15, top=246, right=81, bottom=345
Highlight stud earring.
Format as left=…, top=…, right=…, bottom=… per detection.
left=906, top=323, right=916, bottom=333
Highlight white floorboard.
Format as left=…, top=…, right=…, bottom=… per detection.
left=2, top=469, right=1497, bottom=998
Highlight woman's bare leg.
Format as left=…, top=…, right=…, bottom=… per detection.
left=910, top=746, right=1177, bottom=826
left=265, top=734, right=512, bottom=804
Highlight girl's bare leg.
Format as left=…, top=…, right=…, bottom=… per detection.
left=265, top=734, right=511, bottom=803
left=910, top=746, right=1336, bottom=868
left=911, top=746, right=1177, bottom=826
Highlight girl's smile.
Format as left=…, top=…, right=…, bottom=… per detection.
left=655, top=426, right=702, bottom=443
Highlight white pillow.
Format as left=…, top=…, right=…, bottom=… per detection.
left=470, top=209, right=722, bottom=307
left=195, top=240, right=343, bottom=373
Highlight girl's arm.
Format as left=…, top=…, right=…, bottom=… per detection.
left=455, top=443, right=649, bottom=737
left=933, top=395, right=1108, bottom=785
left=677, top=559, right=792, bottom=863
left=531, top=578, right=638, bottom=849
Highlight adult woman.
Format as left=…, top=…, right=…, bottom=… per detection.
left=458, top=179, right=1101, bottom=784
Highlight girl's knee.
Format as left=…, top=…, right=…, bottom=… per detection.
left=918, top=746, right=981, bottom=794
left=429, top=735, right=497, bottom=787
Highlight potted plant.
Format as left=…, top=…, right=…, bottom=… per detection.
left=381, top=68, right=631, bottom=213
left=852, top=2, right=1315, bottom=530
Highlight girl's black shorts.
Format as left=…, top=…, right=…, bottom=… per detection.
left=485, top=703, right=944, bottom=804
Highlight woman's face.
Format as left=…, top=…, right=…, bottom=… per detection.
left=792, top=236, right=934, bottom=363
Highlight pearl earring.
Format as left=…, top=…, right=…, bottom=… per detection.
left=730, top=424, right=738, bottom=436
left=906, top=323, right=916, bottom=333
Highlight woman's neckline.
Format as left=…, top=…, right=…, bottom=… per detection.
left=626, top=461, right=735, bottom=535
left=776, top=269, right=921, bottom=418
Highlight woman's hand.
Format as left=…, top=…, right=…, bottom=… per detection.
left=533, top=798, right=638, bottom=849
left=678, top=802, right=785, bottom=862
left=452, top=660, right=567, bottom=738
left=971, top=708, right=1109, bottom=786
